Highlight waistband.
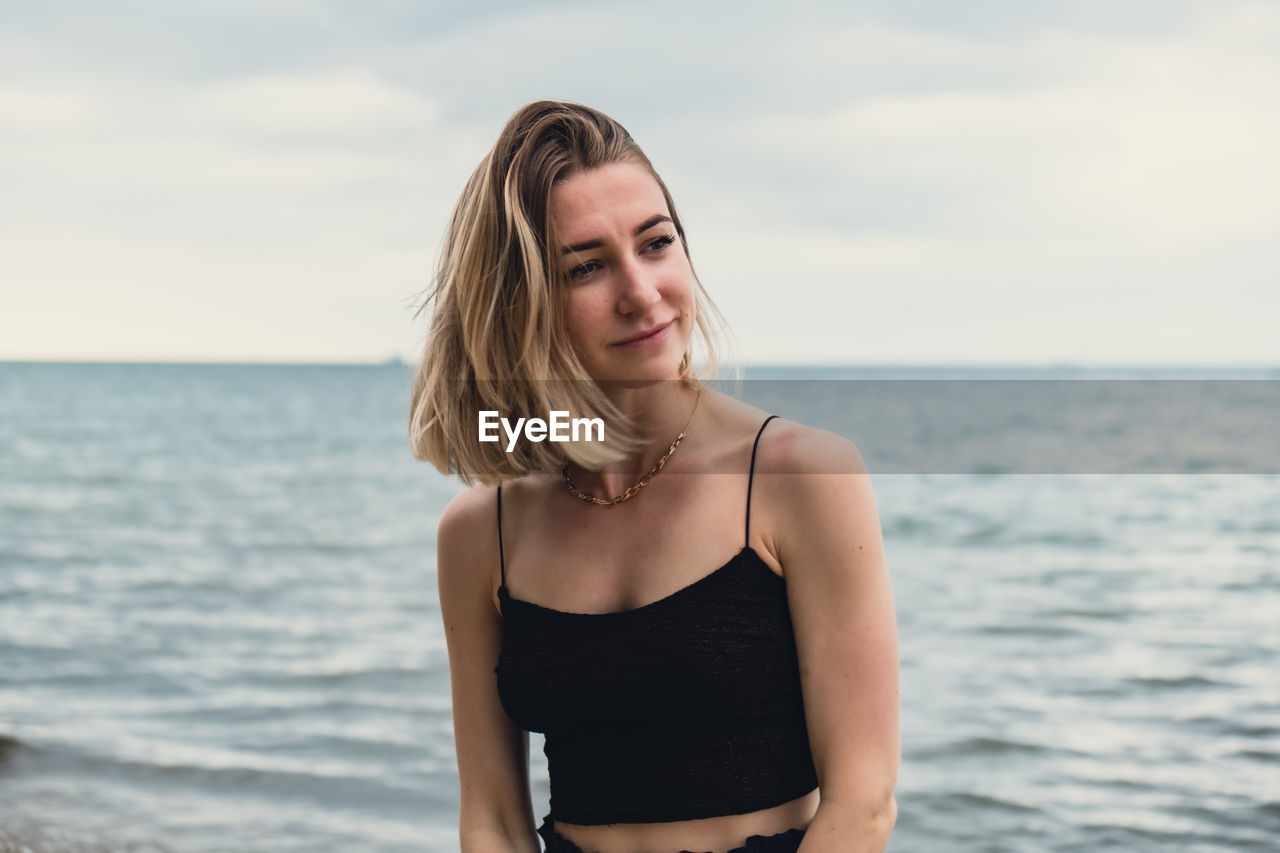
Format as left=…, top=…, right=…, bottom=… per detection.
left=535, top=814, right=807, bottom=853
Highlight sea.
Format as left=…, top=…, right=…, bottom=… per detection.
left=0, top=363, right=1277, bottom=852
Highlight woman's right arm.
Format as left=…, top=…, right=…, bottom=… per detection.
left=437, top=485, right=540, bottom=852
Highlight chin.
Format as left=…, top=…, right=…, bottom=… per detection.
left=594, top=370, right=678, bottom=389
left=594, top=356, right=686, bottom=387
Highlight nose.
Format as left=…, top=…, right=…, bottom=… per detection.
left=615, top=255, right=662, bottom=315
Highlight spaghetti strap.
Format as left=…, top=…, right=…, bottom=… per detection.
left=745, top=415, right=779, bottom=547
left=496, top=484, right=506, bottom=586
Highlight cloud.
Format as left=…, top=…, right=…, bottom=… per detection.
left=1, top=1, right=1276, bottom=363
left=193, top=69, right=440, bottom=136
left=0, top=83, right=96, bottom=132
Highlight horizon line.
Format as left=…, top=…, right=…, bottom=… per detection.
left=2, top=358, right=1279, bottom=370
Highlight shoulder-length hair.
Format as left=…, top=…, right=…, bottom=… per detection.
left=409, top=100, right=722, bottom=484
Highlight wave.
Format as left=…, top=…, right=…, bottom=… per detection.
left=0, top=813, right=175, bottom=853
left=0, top=732, right=438, bottom=815
left=910, top=735, right=1063, bottom=761
left=0, top=732, right=20, bottom=765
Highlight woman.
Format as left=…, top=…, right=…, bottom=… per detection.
left=410, top=100, right=899, bottom=853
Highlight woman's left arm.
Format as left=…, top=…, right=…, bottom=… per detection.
left=768, top=427, right=900, bottom=853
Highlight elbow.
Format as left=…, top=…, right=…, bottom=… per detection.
left=811, top=791, right=898, bottom=849
left=878, top=795, right=898, bottom=837
left=854, top=795, right=897, bottom=842
left=857, top=795, right=898, bottom=851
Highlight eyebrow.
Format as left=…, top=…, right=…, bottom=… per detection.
left=560, top=215, right=674, bottom=255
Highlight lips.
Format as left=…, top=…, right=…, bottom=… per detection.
left=612, top=321, right=673, bottom=347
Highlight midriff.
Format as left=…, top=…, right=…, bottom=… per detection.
left=552, top=788, right=819, bottom=853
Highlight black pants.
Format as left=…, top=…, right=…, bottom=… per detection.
left=535, top=815, right=807, bottom=853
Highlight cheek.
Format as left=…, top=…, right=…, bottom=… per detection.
left=667, top=273, right=695, bottom=318
left=664, top=257, right=695, bottom=301
left=565, top=292, right=608, bottom=345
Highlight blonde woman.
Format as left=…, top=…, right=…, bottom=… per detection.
left=411, top=101, right=899, bottom=853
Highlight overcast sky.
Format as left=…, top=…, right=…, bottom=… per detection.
left=2, top=0, right=1277, bottom=365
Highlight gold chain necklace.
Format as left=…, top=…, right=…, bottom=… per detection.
left=562, top=389, right=701, bottom=507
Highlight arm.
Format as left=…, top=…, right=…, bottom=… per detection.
left=437, top=485, right=541, bottom=853
left=765, top=427, right=900, bottom=853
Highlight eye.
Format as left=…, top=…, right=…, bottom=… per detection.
left=646, top=234, right=677, bottom=253
left=567, top=259, right=601, bottom=281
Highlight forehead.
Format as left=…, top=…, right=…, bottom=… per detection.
left=549, top=162, right=669, bottom=240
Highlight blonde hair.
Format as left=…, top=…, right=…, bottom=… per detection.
left=409, top=100, right=723, bottom=483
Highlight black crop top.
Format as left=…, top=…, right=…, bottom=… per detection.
left=493, top=416, right=819, bottom=825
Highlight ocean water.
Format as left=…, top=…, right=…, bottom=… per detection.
left=1, top=363, right=1277, bottom=852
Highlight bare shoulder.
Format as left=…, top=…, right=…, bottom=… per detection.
left=750, top=420, right=879, bottom=579
left=754, top=419, right=868, bottom=478
left=436, top=483, right=502, bottom=614
left=700, top=391, right=864, bottom=477
left=438, top=482, right=500, bottom=554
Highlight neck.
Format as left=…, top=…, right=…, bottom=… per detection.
left=575, top=380, right=701, bottom=498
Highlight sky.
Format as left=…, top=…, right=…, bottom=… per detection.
left=1, top=0, right=1277, bottom=365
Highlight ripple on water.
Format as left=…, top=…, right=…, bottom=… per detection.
left=939, top=791, right=1044, bottom=815
left=912, top=735, right=1057, bottom=761
left=1122, top=675, right=1229, bottom=690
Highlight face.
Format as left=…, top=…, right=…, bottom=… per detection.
left=549, top=162, right=695, bottom=386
